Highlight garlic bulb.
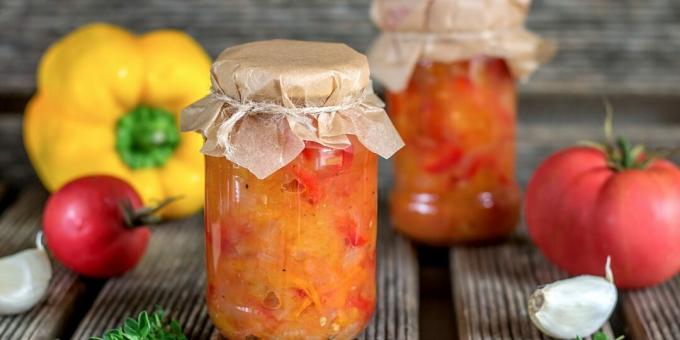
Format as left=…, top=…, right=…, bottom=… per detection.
left=528, top=257, right=617, bottom=339
left=0, top=232, right=52, bottom=315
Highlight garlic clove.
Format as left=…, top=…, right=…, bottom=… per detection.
left=0, top=232, right=52, bottom=315
left=528, top=257, right=617, bottom=339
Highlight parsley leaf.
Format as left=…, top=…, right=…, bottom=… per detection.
left=89, top=307, right=186, bottom=340
left=575, top=332, right=625, bottom=340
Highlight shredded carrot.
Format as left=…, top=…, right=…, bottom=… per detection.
left=290, top=298, right=312, bottom=319
left=288, top=276, right=323, bottom=315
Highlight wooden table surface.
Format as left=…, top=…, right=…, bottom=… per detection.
left=0, top=1, right=679, bottom=339
left=0, top=186, right=418, bottom=340
left=0, top=107, right=678, bottom=340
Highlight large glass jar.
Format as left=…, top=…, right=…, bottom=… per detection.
left=205, top=136, right=377, bottom=339
left=387, top=57, right=520, bottom=244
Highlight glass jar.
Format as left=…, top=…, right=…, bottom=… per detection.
left=387, top=57, right=520, bottom=244
left=205, top=136, right=377, bottom=339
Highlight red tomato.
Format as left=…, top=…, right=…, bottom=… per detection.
left=525, top=146, right=680, bottom=288
left=43, top=176, right=150, bottom=278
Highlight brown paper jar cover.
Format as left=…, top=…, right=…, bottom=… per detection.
left=181, top=39, right=404, bottom=179
left=368, top=0, right=557, bottom=91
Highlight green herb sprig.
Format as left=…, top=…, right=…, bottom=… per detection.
left=90, top=308, right=187, bottom=340
left=576, top=331, right=624, bottom=340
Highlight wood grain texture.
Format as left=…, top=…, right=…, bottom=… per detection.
left=516, top=123, right=680, bottom=186
left=0, top=114, right=34, bottom=185
left=525, top=0, right=680, bottom=95
left=360, top=211, right=419, bottom=340
left=0, top=189, right=87, bottom=340
left=70, top=215, right=214, bottom=339
left=449, top=121, right=680, bottom=340
left=72, top=210, right=419, bottom=339
left=1, top=105, right=680, bottom=339
left=0, top=0, right=679, bottom=95
left=622, top=276, right=680, bottom=340
left=450, top=236, right=615, bottom=340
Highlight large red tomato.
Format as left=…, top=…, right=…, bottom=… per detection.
left=43, top=176, right=150, bottom=278
left=525, top=146, right=680, bottom=289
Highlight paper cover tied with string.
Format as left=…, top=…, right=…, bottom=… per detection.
left=181, top=40, right=404, bottom=179
left=368, top=0, right=557, bottom=92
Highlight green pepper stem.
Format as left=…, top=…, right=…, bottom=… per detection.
left=116, top=106, right=180, bottom=170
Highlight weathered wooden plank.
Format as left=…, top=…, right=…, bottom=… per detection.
left=70, top=215, right=210, bottom=339
left=0, top=114, right=34, bottom=186
left=1, top=1, right=680, bottom=95
left=450, top=235, right=615, bottom=340
left=360, top=210, right=419, bottom=340
left=72, top=208, right=419, bottom=339
left=516, top=123, right=680, bottom=186
left=450, top=122, right=680, bottom=339
left=0, top=189, right=88, bottom=340
left=621, top=276, right=680, bottom=340
left=524, top=1, right=680, bottom=95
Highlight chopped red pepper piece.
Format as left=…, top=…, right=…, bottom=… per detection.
left=347, top=290, right=373, bottom=313
left=462, top=154, right=495, bottom=180
left=424, top=145, right=464, bottom=173
left=291, top=166, right=322, bottom=204
left=336, top=215, right=367, bottom=247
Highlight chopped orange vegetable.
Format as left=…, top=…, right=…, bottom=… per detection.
left=205, top=136, right=377, bottom=339
left=388, top=58, right=520, bottom=245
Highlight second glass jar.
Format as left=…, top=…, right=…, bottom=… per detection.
left=387, top=57, right=521, bottom=245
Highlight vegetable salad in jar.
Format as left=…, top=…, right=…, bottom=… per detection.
left=205, top=138, right=377, bottom=338
left=369, top=0, right=554, bottom=244
left=182, top=40, right=403, bottom=339
left=387, top=58, right=520, bottom=244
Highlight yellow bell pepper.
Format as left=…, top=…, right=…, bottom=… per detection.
left=24, top=23, right=211, bottom=219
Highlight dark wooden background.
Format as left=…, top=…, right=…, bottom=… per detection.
left=2, top=0, right=680, bottom=183
left=1, top=0, right=680, bottom=96
left=0, top=1, right=679, bottom=339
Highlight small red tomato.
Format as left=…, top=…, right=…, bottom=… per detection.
left=526, top=144, right=680, bottom=289
left=43, top=175, right=150, bottom=278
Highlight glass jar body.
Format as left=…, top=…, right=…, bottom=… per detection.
left=205, top=136, right=377, bottom=339
left=387, top=58, right=520, bottom=245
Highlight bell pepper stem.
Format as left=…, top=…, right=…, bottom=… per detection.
left=116, top=106, right=180, bottom=170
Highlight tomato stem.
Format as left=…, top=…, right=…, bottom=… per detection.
left=603, top=135, right=652, bottom=171
left=618, top=137, right=632, bottom=168
left=120, top=196, right=181, bottom=227
left=587, top=106, right=651, bottom=171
